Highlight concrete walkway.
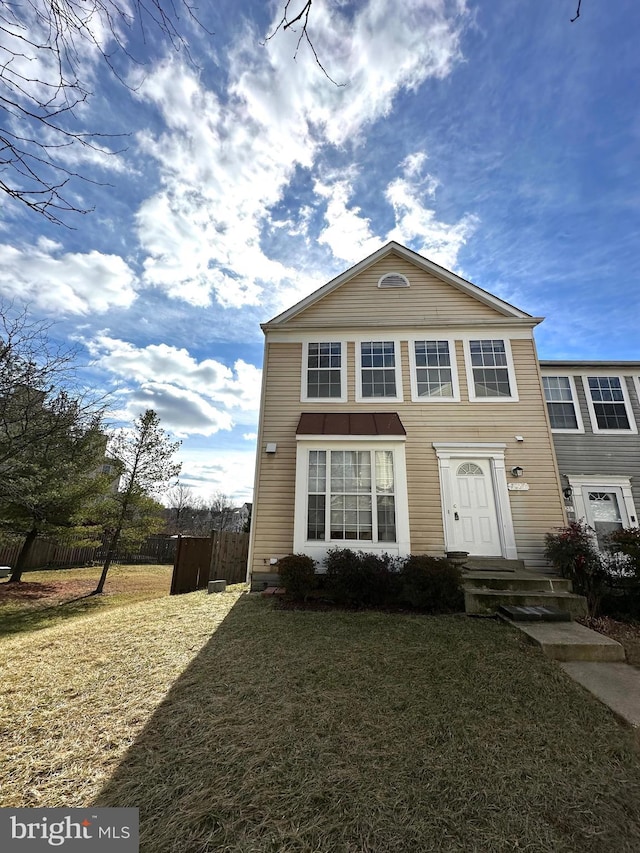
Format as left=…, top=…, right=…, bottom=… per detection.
left=508, top=619, right=640, bottom=729
left=560, top=662, right=640, bottom=728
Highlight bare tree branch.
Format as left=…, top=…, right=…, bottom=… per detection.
left=0, top=0, right=207, bottom=224
left=264, top=0, right=345, bottom=88
left=570, top=1, right=582, bottom=23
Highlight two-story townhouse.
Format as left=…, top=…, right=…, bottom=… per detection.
left=540, top=361, right=640, bottom=547
left=248, top=242, right=567, bottom=589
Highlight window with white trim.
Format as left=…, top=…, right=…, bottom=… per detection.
left=306, top=448, right=396, bottom=543
left=464, top=339, right=518, bottom=401
left=583, top=375, right=637, bottom=432
left=542, top=375, right=581, bottom=430
left=358, top=341, right=401, bottom=400
left=410, top=339, right=459, bottom=401
left=303, top=342, right=345, bottom=401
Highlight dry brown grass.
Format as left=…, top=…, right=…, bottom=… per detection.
left=0, top=564, right=173, bottom=636
left=0, top=587, right=245, bottom=811
left=3, top=594, right=640, bottom=852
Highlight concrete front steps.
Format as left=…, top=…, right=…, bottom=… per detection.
left=463, top=569, right=588, bottom=619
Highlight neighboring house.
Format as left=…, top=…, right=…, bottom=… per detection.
left=214, top=502, right=252, bottom=533
left=540, top=361, right=640, bottom=548
left=248, top=242, right=567, bottom=589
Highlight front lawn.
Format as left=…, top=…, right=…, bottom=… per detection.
left=2, top=593, right=640, bottom=852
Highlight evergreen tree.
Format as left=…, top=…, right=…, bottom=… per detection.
left=2, top=409, right=111, bottom=582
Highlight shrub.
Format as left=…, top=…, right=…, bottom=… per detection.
left=399, top=555, right=464, bottom=613
left=324, top=548, right=400, bottom=608
left=601, top=528, right=640, bottom=619
left=277, top=553, right=317, bottom=601
left=544, top=521, right=609, bottom=615
left=605, top=527, right=640, bottom=574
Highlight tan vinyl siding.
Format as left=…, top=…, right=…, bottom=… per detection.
left=250, top=342, right=299, bottom=572
left=251, top=334, right=566, bottom=578
left=283, top=255, right=501, bottom=329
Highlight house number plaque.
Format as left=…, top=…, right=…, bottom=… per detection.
left=507, top=483, right=530, bottom=491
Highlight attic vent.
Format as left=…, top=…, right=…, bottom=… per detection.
left=378, top=272, right=410, bottom=289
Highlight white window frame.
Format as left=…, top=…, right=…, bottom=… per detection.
left=566, top=475, right=638, bottom=532
left=355, top=338, right=404, bottom=403
left=293, top=438, right=410, bottom=564
left=462, top=338, right=519, bottom=402
left=408, top=337, right=461, bottom=403
left=582, top=374, right=637, bottom=434
left=541, top=374, right=584, bottom=433
left=301, top=341, right=347, bottom=403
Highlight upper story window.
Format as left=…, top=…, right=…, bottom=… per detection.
left=583, top=375, right=637, bottom=433
left=542, top=375, right=583, bottom=431
left=464, top=339, right=518, bottom=402
left=378, top=272, right=410, bottom=289
left=357, top=340, right=403, bottom=402
left=302, top=342, right=346, bottom=402
left=409, top=339, right=460, bottom=402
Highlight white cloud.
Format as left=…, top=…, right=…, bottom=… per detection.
left=178, top=448, right=256, bottom=504
left=0, top=243, right=139, bottom=314
left=385, top=175, right=479, bottom=270
left=314, top=153, right=478, bottom=269
left=131, top=0, right=470, bottom=309
left=242, top=432, right=257, bottom=442
left=87, top=336, right=262, bottom=437
left=315, top=177, right=382, bottom=262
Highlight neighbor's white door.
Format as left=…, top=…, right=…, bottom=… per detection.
left=582, top=487, right=627, bottom=550
left=451, top=459, right=502, bottom=556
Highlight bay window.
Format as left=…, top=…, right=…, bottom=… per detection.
left=306, top=448, right=396, bottom=542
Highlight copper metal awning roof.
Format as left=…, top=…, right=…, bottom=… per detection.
left=296, top=412, right=406, bottom=436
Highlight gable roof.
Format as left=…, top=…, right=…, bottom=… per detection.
left=264, top=241, right=535, bottom=329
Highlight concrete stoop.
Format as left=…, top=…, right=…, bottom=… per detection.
left=513, top=621, right=625, bottom=662
left=463, top=557, right=526, bottom=572
left=464, top=570, right=588, bottom=619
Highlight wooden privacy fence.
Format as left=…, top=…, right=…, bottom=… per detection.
left=0, top=539, right=97, bottom=571
left=170, top=531, right=249, bottom=595
left=0, top=535, right=177, bottom=571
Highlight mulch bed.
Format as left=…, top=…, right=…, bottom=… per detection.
left=579, top=615, right=640, bottom=667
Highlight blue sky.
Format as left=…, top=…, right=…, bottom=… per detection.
left=1, top=0, right=639, bottom=503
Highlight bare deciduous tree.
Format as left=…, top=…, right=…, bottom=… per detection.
left=165, top=479, right=194, bottom=534
left=0, top=1, right=325, bottom=224
left=0, top=0, right=210, bottom=223
left=208, top=491, right=236, bottom=533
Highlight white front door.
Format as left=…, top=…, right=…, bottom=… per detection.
left=451, top=459, right=502, bottom=556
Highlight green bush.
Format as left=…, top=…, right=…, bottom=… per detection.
left=544, top=521, right=609, bottom=615
left=324, top=548, right=400, bottom=608
left=399, top=555, right=464, bottom=613
left=277, top=553, right=317, bottom=601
